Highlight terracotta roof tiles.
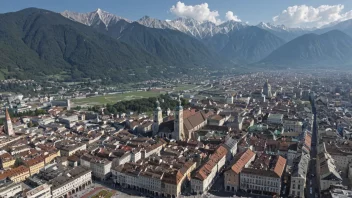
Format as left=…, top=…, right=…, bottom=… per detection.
left=231, top=149, right=255, bottom=174
left=274, top=156, right=286, bottom=178
left=0, top=165, right=29, bottom=180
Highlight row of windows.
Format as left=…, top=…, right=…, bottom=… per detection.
left=241, top=184, right=278, bottom=192
left=242, top=175, right=279, bottom=181
left=292, top=184, right=301, bottom=190
left=291, top=190, right=302, bottom=196
left=241, top=179, right=279, bottom=187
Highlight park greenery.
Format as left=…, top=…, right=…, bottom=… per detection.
left=88, top=94, right=189, bottom=114
left=92, top=190, right=114, bottom=198
left=9, top=108, right=47, bottom=117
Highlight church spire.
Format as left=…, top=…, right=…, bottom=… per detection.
left=4, top=108, right=14, bottom=136
left=5, top=108, right=11, bottom=121
left=152, top=99, right=162, bottom=135
left=174, top=97, right=184, bottom=141
left=176, top=97, right=183, bottom=111
left=155, top=99, right=161, bottom=110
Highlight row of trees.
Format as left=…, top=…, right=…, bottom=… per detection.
left=101, top=94, right=189, bottom=115
left=8, top=108, right=47, bottom=118
left=0, top=109, right=47, bottom=125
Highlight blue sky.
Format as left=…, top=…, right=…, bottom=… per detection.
left=1, top=0, right=352, bottom=27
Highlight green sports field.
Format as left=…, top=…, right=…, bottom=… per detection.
left=72, top=84, right=198, bottom=106
left=174, top=84, right=198, bottom=91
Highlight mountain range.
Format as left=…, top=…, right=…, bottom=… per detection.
left=61, top=9, right=287, bottom=65
left=0, top=8, right=230, bottom=82
left=60, top=9, right=352, bottom=67
left=261, top=30, right=352, bottom=67
left=0, top=8, right=352, bottom=82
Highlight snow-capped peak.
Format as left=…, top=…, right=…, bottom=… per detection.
left=137, top=16, right=175, bottom=30
left=257, top=22, right=299, bottom=32
left=61, top=9, right=129, bottom=28
left=257, top=22, right=272, bottom=29
left=61, top=9, right=248, bottom=39
left=257, top=22, right=315, bottom=32
left=96, top=8, right=103, bottom=14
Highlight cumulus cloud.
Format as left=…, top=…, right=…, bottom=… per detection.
left=170, top=1, right=222, bottom=24
left=225, top=11, right=241, bottom=22
left=272, top=4, right=352, bottom=28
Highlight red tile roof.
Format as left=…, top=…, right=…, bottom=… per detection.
left=194, top=145, right=228, bottom=181
left=304, top=133, right=312, bottom=149
left=273, top=156, right=286, bottom=177
left=0, top=165, right=29, bottom=180
left=231, top=149, right=255, bottom=174
left=25, top=156, right=45, bottom=167
left=0, top=152, right=14, bottom=162
left=183, top=109, right=197, bottom=119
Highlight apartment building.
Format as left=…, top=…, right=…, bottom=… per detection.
left=266, top=114, right=284, bottom=125
left=224, top=135, right=239, bottom=159
left=290, top=153, right=309, bottom=198
left=0, top=165, right=30, bottom=183
left=318, top=151, right=342, bottom=191
left=44, top=150, right=61, bottom=164
left=142, top=141, right=163, bottom=159
left=240, top=155, right=286, bottom=196
left=49, top=166, right=92, bottom=198
left=56, top=142, right=87, bottom=157
left=0, top=152, right=15, bottom=170
left=0, top=180, right=23, bottom=198
left=26, top=183, right=52, bottom=198
left=80, top=154, right=112, bottom=180
left=112, top=160, right=196, bottom=198
left=25, top=156, right=45, bottom=176
left=283, top=119, right=303, bottom=133
left=224, top=149, right=255, bottom=193
left=191, top=145, right=228, bottom=194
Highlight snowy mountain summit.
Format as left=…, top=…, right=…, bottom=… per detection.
left=61, top=8, right=130, bottom=28
left=139, top=16, right=248, bottom=39
left=62, top=8, right=248, bottom=39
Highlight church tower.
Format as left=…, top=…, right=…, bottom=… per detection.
left=174, top=98, right=184, bottom=140
left=263, top=79, right=272, bottom=98
left=152, top=99, right=163, bottom=135
left=4, top=108, right=14, bottom=136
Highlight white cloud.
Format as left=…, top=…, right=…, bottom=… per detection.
left=272, top=4, right=352, bottom=28
left=170, top=1, right=222, bottom=24
left=225, top=11, right=241, bottom=22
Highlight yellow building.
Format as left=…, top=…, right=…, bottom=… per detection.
left=0, top=165, right=30, bottom=183
left=25, top=156, right=45, bottom=176
left=161, top=161, right=197, bottom=198
left=44, top=150, right=60, bottom=164
left=0, top=152, right=15, bottom=169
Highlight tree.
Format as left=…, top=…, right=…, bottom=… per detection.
left=14, top=158, right=24, bottom=167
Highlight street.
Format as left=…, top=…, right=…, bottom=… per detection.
left=306, top=97, right=319, bottom=198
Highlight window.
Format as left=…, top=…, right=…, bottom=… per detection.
left=298, top=185, right=300, bottom=190
left=292, top=184, right=295, bottom=189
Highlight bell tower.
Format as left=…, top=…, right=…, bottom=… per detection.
left=174, top=98, right=184, bottom=140
left=4, top=108, right=14, bottom=136
left=152, top=99, right=162, bottom=135
left=263, top=79, right=272, bottom=98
